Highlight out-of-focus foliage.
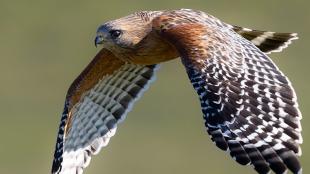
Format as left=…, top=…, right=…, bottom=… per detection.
left=0, top=1, right=309, bottom=174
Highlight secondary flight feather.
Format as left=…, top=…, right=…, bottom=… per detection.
left=51, top=9, right=301, bottom=174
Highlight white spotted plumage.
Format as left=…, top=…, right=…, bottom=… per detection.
left=160, top=9, right=302, bottom=174
left=53, top=64, right=159, bottom=174
left=52, top=9, right=302, bottom=174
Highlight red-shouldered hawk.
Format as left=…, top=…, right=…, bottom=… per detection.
left=51, top=9, right=302, bottom=174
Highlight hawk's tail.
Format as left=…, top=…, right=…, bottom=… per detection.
left=232, top=25, right=298, bottom=54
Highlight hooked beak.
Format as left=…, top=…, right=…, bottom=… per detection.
left=94, top=35, right=104, bottom=47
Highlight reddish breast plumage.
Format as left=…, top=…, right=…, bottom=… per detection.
left=51, top=9, right=301, bottom=174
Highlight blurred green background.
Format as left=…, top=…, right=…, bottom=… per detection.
left=0, top=1, right=309, bottom=174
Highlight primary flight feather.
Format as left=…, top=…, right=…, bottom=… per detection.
left=51, top=9, right=301, bottom=174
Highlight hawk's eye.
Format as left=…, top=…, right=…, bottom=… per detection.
left=109, top=30, right=122, bottom=39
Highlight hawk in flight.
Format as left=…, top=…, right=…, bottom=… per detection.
left=51, top=9, right=302, bottom=174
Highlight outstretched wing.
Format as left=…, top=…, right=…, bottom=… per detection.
left=52, top=48, right=159, bottom=174
left=153, top=9, right=302, bottom=174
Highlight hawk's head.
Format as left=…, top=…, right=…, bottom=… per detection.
left=94, top=11, right=178, bottom=65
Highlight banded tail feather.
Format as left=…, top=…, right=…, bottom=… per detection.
left=232, top=25, right=298, bottom=54
left=51, top=9, right=302, bottom=174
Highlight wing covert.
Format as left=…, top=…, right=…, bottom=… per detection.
left=52, top=48, right=159, bottom=174
left=153, top=9, right=302, bottom=174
